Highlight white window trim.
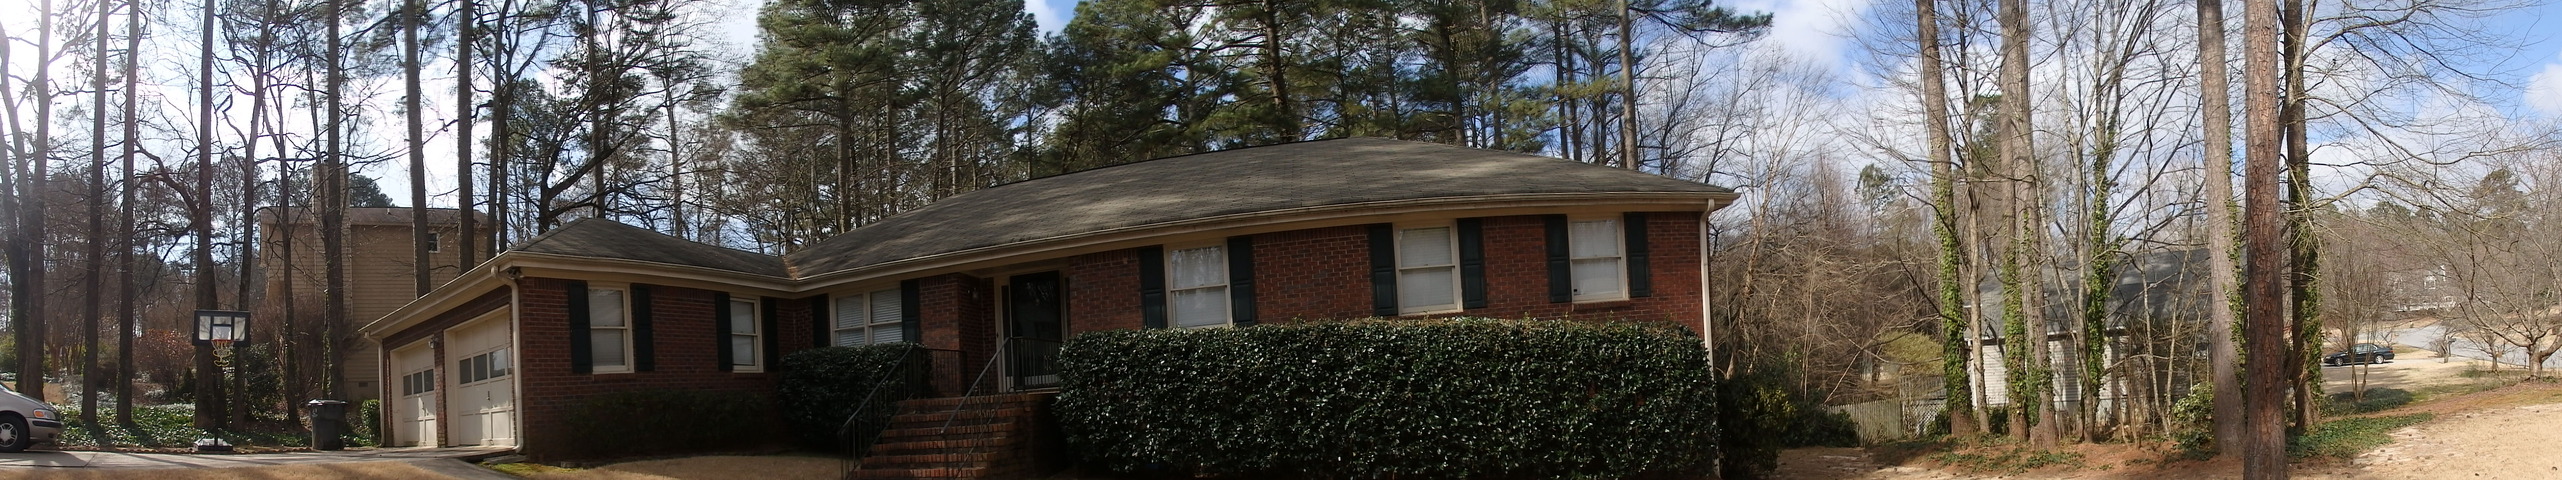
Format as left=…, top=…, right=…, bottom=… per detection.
left=834, top=287, right=906, bottom=347
left=730, top=296, right=764, bottom=372
left=1166, top=242, right=1233, bottom=329
left=1568, top=217, right=1631, bottom=303
left=426, top=232, right=442, bottom=253
left=587, top=284, right=635, bottom=374
left=1395, top=222, right=1464, bottom=315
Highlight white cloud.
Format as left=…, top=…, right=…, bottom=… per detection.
left=2529, top=59, right=2562, bottom=117
left=1028, top=0, right=1069, bottom=34
left=1726, top=0, right=1869, bottom=69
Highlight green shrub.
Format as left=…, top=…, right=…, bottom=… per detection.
left=1714, top=365, right=1793, bottom=478
left=777, top=343, right=928, bottom=451
left=1055, top=317, right=1718, bottom=479
left=2168, top=383, right=2215, bottom=457
left=2289, top=413, right=2432, bottom=459
left=563, top=389, right=776, bottom=459
left=353, top=399, right=383, bottom=447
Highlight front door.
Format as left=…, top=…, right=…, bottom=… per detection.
left=1006, top=271, right=1066, bottom=389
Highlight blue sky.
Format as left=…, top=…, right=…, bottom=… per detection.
left=1017, top=0, right=2559, bottom=119
left=0, top=0, right=2551, bottom=209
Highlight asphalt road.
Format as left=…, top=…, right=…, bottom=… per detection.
left=2371, top=323, right=2562, bottom=370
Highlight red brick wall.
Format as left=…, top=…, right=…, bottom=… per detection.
left=1046, top=212, right=1706, bottom=337
left=515, top=278, right=823, bottom=460
left=1065, top=250, right=1142, bottom=335
left=1248, top=225, right=1372, bottom=321
left=912, top=273, right=995, bottom=395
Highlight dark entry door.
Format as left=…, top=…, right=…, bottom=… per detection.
left=1007, top=271, right=1066, bottom=388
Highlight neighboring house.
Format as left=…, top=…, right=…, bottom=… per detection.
left=1967, top=248, right=2213, bottom=428
left=356, top=138, right=1739, bottom=455
left=259, top=207, right=490, bottom=404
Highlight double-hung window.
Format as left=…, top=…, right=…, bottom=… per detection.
left=1396, top=225, right=1462, bottom=314
left=729, top=298, right=762, bottom=371
left=1568, top=218, right=1626, bottom=301
left=586, top=287, right=632, bottom=372
left=833, top=289, right=904, bottom=346
left=1167, top=244, right=1230, bottom=328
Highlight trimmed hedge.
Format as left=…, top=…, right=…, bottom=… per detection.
left=777, top=343, right=929, bottom=451
left=1055, top=317, right=1718, bottom=479
left=562, top=389, right=775, bottom=459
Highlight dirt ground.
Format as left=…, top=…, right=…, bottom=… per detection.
left=1778, top=348, right=2562, bottom=479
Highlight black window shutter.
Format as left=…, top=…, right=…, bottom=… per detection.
left=1457, top=218, right=1488, bottom=310
left=1368, top=224, right=1398, bottom=316
left=1138, top=246, right=1167, bottom=329
left=900, top=279, right=923, bottom=343
left=1544, top=215, right=1571, bottom=303
left=809, top=296, right=829, bottom=348
left=714, top=292, right=733, bottom=372
left=1625, top=212, right=1653, bottom=298
left=632, top=285, right=655, bottom=372
left=1227, top=236, right=1257, bottom=326
left=568, top=281, right=592, bottom=374
left=762, top=296, right=782, bottom=367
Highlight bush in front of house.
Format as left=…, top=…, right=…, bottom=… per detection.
left=1055, top=317, right=1719, bottom=479
left=563, top=389, right=775, bottom=458
left=777, top=343, right=929, bottom=452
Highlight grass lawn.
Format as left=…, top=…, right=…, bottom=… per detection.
left=0, top=461, right=444, bottom=480
left=507, top=455, right=844, bottom=479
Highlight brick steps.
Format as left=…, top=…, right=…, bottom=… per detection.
left=850, top=392, right=1054, bottom=480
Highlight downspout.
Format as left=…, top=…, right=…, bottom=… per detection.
left=503, top=265, right=526, bottom=450
left=1700, top=204, right=1715, bottom=355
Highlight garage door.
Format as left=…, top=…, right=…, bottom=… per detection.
left=390, top=342, right=438, bottom=447
left=445, top=311, right=517, bottom=446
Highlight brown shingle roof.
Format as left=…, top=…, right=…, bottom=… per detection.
left=783, top=137, right=1729, bottom=276
left=514, top=218, right=790, bottom=277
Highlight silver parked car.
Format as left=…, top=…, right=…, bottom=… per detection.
left=0, top=382, right=62, bottom=452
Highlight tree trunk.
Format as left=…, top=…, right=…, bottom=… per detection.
left=2280, top=0, right=2321, bottom=436
left=1996, top=0, right=2057, bottom=448
left=405, top=0, right=431, bottom=297
left=116, top=0, right=143, bottom=424
left=1915, top=0, right=1977, bottom=436
left=323, top=0, right=349, bottom=402
left=2241, top=0, right=2290, bottom=473
left=82, top=0, right=110, bottom=426
left=14, top=0, right=57, bottom=404
left=1618, top=0, right=1638, bottom=170
left=2196, top=0, right=2245, bottom=459
left=457, top=0, right=478, bottom=265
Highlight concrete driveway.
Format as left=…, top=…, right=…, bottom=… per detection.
left=0, top=446, right=512, bottom=472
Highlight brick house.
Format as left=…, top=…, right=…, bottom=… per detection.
left=357, top=138, right=1738, bottom=459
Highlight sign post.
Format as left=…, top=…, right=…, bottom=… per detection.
left=191, top=310, right=248, bottom=448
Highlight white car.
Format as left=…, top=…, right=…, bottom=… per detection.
left=0, top=382, right=61, bottom=452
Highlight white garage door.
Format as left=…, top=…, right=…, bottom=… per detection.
left=445, top=312, right=518, bottom=446
left=390, top=342, right=438, bottom=447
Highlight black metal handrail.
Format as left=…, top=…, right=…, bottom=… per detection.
left=836, top=343, right=956, bottom=480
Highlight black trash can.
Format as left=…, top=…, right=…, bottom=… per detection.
left=307, top=400, right=348, bottom=451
